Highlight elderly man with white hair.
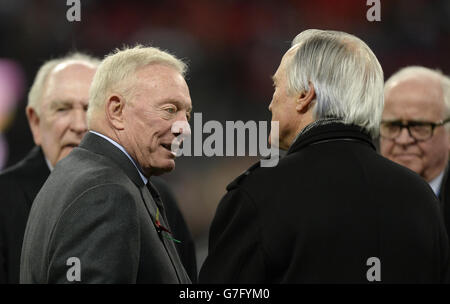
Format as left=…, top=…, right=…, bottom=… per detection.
left=0, top=53, right=99, bottom=284
left=199, top=29, right=449, bottom=283
left=380, top=66, right=450, bottom=242
left=20, top=46, right=193, bottom=284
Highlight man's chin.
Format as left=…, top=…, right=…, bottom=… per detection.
left=151, top=160, right=176, bottom=176
left=393, top=157, right=422, bottom=174
left=56, top=148, right=75, bottom=163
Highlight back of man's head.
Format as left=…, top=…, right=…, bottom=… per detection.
left=287, top=29, right=384, bottom=137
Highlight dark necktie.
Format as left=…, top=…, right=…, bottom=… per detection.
left=143, top=182, right=191, bottom=283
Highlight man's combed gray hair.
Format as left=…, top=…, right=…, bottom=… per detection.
left=87, top=45, right=187, bottom=125
left=288, top=29, right=384, bottom=137
left=28, top=53, right=100, bottom=116
left=385, top=66, right=450, bottom=131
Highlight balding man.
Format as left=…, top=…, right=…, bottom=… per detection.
left=20, top=46, right=192, bottom=283
left=380, top=66, right=450, bottom=237
left=0, top=53, right=99, bottom=283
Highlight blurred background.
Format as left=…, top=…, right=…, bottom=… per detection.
left=0, top=0, right=449, bottom=272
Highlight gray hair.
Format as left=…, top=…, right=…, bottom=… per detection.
left=28, top=52, right=100, bottom=116
left=87, top=45, right=187, bottom=125
left=384, top=66, right=450, bottom=131
left=287, top=29, right=384, bottom=137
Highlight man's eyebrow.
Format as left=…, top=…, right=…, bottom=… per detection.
left=49, top=100, right=72, bottom=108
left=163, top=99, right=192, bottom=111
left=382, top=119, right=431, bottom=124
left=271, top=75, right=277, bottom=83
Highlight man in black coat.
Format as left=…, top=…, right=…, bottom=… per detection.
left=0, top=53, right=99, bottom=284
left=440, top=167, right=450, bottom=242
left=380, top=67, right=450, bottom=242
left=199, top=29, right=450, bottom=283
left=0, top=147, right=48, bottom=284
left=20, top=46, right=194, bottom=283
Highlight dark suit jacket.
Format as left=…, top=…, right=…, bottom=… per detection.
left=0, top=145, right=197, bottom=284
left=439, top=164, right=450, bottom=243
left=199, top=121, right=450, bottom=283
left=0, top=147, right=48, bottom=284
left=20, top=133, right=191, bottom=283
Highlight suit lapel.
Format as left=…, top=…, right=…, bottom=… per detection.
left=78, top=132, right=144, bottom=186
left=140, top=184, right=190, bottom=283
left=438, top=165, right=448, bottom=205
left=439, top=164, right=450, bottom=238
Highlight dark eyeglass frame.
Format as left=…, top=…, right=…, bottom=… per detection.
left=380, top=118, right=450, bottom=141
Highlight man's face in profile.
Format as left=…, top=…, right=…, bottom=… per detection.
left=269, top=50, right=301, bottom=151
left=29, top=62, right=96, bottom=167
left=121, top=63, right=192, bottom=177
left=380, top=75, right=450, bottom=182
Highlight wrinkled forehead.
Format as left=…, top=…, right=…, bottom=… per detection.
left=385, top=75, right=443, bottom=106
left=133, top=64, right=191, bottom=108
left=50, top=61, right=97, bottom=80
left=43, top=62, right=96, bottom=105
left=383, top=75, right=445, bottom=120
left=274, top=47, right=299, bottom=80
left=135, top=63, right=188, bottom=90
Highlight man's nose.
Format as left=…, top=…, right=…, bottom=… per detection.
left=172, top=120, right=191, bottom=137
left=395, top=127, right=415, bottom=145
left=70, top=109, right=88, bottom=135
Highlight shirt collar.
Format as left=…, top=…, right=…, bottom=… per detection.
left=428, top=169, right=445, bottom=196
left=89, top=131, right=148, bottom=185
left=288, top=117, right=345, bottom=153
left=45, top=157, right=53, bottom=171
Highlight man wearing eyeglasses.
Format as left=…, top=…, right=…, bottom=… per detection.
left=380, top=66, right=450, bottom=235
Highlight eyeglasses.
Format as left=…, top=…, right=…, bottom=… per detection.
left=380, top=119, right=450, bottom=141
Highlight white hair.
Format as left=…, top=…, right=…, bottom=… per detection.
left=287, top=29, right=384, bottom=137
left=384, top=66, right=450, bottom=131
left=28, top=52, right=100, bottom=116
left=87, top=45, right=187, bottom=126
left=444, top=76, right=450, bottom=130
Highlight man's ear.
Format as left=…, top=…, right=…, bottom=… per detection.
left=295, top=82, right=316, bottom=113
left=26, top=106, right=41, bottom=146
left=105, top=94, right=126, bottom=130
